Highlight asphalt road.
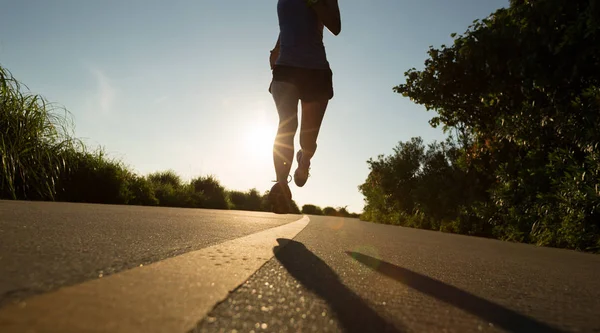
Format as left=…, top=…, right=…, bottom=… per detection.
left=196, top=216, right=600, bottom=333
left=0, top=200, right=298, bottom=307
left=2, top=201, right=600, bottom=332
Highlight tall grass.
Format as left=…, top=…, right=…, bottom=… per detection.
left=0, top=65, right=79, bottom=200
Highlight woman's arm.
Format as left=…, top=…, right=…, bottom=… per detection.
left=311, top=0, right=341, bottom=36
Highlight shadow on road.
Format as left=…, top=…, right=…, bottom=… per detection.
left=274, top=239, right=402, bottom=333
left=347, top=251, right=566, bottom=333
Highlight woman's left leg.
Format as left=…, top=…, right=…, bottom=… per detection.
left=294, top=99, right=328, bottom=187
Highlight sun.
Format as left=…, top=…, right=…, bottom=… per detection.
left=244, top=122, right=276, bottom=158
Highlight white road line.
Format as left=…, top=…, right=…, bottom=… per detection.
left=0, top=215, right=310, bottom=333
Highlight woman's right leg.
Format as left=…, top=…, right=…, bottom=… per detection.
left=271, top=80, right=300, bottom=183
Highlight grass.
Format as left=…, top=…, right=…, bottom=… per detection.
left=0, top=64, right=360, bottom=215
left=1, top=65, right=79, bottom=200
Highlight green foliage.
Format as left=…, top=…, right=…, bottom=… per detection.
left=0, top=65, right=77, bottom=200
left=127, top=174, right=159, bottom=206
left=147, top=171, right=194, bottom=208
left=228, top=188, right=263, bottom=211
left=363, top=0, right=600, bottom=252
left=302, top=204, right=323, bottom=215
left=336, top=206, right=353, bottom=218
left=148, top=170, right=182, bottom=188
left=56, top=148, right=132, bottom=204
left=359, top=136, right=490, bottom=234
left=323, top=206, right=337, bottom=216
left=190, top=175, right=228, bottom=209
left=322, top=206, right=356, bottom=218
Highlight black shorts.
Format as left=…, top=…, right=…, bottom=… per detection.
left=269, top=65, right=334, bottom=102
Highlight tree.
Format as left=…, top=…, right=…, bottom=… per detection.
left=391, top=0, right=600, bottom=251
left=359, top=137, right=481, bottom=232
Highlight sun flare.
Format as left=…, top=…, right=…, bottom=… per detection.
left=244, top=122, right=276, bottom=158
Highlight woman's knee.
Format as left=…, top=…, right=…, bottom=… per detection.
left=277, top=115, right=298, bottom=136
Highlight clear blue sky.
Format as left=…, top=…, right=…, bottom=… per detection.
left=1, top=0, right=508, bottom=213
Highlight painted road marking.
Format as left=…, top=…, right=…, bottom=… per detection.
left=0, top=215, right=310, bottom=333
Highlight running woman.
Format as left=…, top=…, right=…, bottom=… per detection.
left=267, top=0, right=341, bottom=214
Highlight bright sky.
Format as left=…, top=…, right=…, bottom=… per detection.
left=1, top=0, right=508, bottom=213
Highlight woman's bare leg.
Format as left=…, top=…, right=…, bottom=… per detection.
left=294, top=99, right=328, bottom=187
left=299, top=99, right=328, bottom=160
left=271, top=81, right=300, bottom=183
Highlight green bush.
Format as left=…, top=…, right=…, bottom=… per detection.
left=127, top=174, right=158, bottom=206
left=148, top=170, right=181, bottom=187
left=228, top=188, right=263, bottom=211
left=322, top=206, right=356, bottom=218
left=56, top=148, right=132, bottom=204
left=190, top=175, right=228, bottom=209
left=323, top=207, right=337, bottom=216
left=148, top=170, right=194, bottom=208
left=302, top=204, right=323, bottom=215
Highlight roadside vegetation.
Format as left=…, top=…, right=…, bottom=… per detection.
left=0, top=65, right=357, bottom=215
left=301, top=204, right=359, bottom=218
left=359, top=0, right=600, bottom=253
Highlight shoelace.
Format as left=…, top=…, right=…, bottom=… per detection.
left=271, top=175, right=292, bottom=184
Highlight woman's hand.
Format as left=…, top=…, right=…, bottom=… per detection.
left=270, top=35, right=281, bottom=70
left=311, top=0, right=341, bottom=35
left=270, top=49, right=279, bottom=70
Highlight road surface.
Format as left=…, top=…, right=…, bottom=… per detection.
left=1, top=200, right=599, bottom=333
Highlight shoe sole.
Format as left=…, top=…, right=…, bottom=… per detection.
left=294, top=169, right=308, bottom=187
